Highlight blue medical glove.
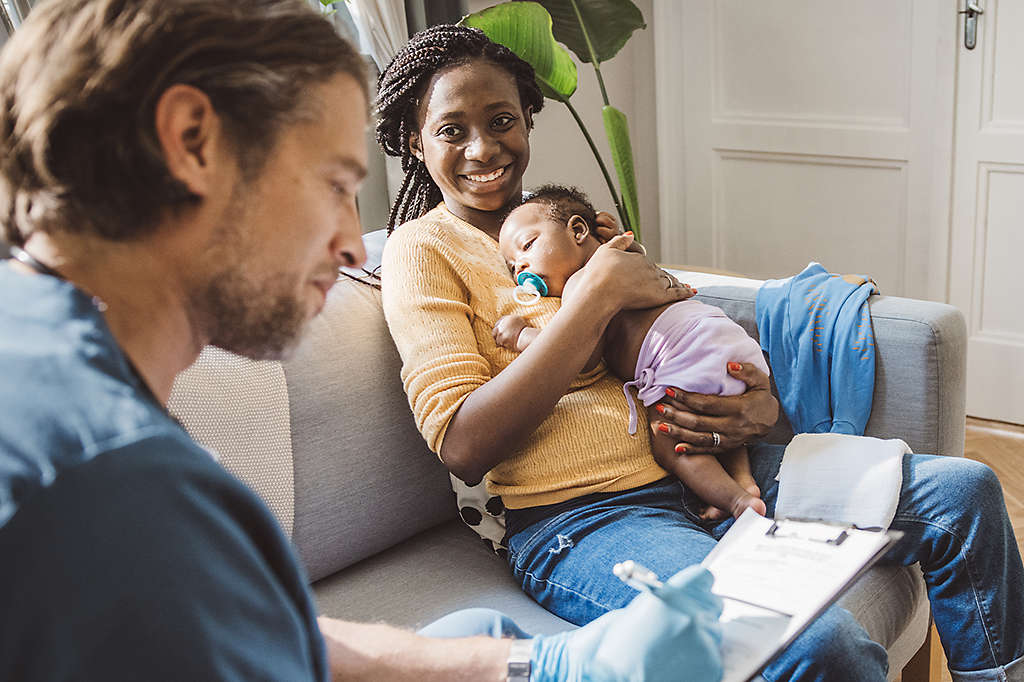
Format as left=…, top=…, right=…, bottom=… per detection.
left=530, top=565, right=724, bottom=682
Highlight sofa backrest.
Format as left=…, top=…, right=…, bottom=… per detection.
left=169, top=251, right=455, bottom=582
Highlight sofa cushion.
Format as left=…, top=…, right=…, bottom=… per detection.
left=169, top=349, right=296, bottom=536
left=313, top=520, right=573, bottom=635
left=284, top=278, right=456, bottom=581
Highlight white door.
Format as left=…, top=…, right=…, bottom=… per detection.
left=948, top=0, right=1024, bottom=424
left=655, top=0, right=956, bottom=301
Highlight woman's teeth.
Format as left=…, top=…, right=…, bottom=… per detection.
left=464, top=166, right=506, bottom=183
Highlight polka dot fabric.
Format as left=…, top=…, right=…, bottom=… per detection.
left=450, top=475, right=507, bottom=552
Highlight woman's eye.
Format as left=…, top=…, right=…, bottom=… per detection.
left=438, top=124, right=461, bottom=138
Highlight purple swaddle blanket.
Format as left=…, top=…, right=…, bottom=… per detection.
left=623, top=300, right=770, bottom=434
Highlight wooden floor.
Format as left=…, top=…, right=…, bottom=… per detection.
left=934, top=417, right=1024, bottom=682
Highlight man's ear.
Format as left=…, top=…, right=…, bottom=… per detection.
left=568, top=214, right=590, bottom=243
left=154, top=84, right=222, bottom=197
left=408, top=132, right=424, bottom=162
left=524, top=105, right=534, bottom=130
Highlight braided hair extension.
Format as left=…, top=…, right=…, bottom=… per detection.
left=374, top=24, right=544, bottom=234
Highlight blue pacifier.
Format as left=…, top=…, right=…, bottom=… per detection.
left=514, top=271, right=548, bottom=305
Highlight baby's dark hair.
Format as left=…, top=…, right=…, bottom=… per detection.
left=522, top=184, right=598, bottom=230
left=375, top=24, right=544, bottom=233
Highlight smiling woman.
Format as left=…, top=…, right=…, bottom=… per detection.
left=374, top=24, right=543, bottom=236
left=408, top=60, right=532, bottom=239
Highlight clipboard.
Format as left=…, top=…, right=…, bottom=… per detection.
left=701, top=509, right=903, bottom=682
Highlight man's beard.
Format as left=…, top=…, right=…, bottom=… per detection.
left=200, top=268, right=309, bottom=361
left=192, top=182, right=312, bottom=361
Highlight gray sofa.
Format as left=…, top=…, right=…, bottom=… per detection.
left=168, top=230, right=965, bottom=681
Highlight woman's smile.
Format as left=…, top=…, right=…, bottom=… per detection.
left=462, top=165, right=509, bottom=184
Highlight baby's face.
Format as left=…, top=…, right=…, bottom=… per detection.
left=499, top=203, right=587, bottom=297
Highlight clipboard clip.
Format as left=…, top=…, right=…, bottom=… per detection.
left=765, top=520, right=849, bottom=546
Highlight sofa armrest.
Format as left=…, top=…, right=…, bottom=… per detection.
left=666, top=270, right=967, bottom=457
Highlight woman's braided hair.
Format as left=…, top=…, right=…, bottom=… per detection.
left=375, top=24, right=544, bottom=233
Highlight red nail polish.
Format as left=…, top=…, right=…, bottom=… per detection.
left=674, top=444, right=687, bottom=454
left=655, top=404, right=666, bottom=414
left=658, top=423, right=670, bottom=434
left=664, top=388, right=676, bottom=398
left=728, top=362, right=742, bottom=372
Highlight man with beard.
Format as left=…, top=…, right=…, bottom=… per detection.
left=0, top=0, right=725, bottom=680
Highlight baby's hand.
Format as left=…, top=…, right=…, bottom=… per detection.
left=493, top=315, right=530, bottom=351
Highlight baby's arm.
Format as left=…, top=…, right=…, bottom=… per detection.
left=493, top=313, right=603, bottom=370
left=492, top=315, right=538, bottom=353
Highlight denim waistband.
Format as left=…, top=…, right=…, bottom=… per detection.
left=503, top=476, right=677, bottom=541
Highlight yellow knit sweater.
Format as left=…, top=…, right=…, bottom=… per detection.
left=381, top=204, right=665, bottom=509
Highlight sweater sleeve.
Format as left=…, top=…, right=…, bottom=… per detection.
left=381, top=222, right=493, bottom=453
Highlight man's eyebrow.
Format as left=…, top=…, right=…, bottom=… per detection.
left=330, top=156, right=368, bottom=180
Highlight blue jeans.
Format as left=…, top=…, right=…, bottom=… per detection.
left=505, top=445, right=1024, bottom=681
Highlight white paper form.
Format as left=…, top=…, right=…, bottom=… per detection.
left=702, top=509, right=899, bottom=682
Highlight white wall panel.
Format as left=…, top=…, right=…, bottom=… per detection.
left=978, top=167, right=1024, bottom=338
left=989, top=0, right=1024, bottom=129
left=714, top=1, right=911, bottom=127
left=661, top=0, right=953, bottom=302
left=715, top=153, right=906, bottom=293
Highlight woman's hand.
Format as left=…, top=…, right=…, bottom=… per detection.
left=577, top=234, right=693, bottom=314
left=593, top=211, right=622, bottom=243
left=650, top=361, right=779, bottom=455
left=593, top=212, right=647, bottom=256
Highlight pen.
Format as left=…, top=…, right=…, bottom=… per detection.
left=613, top=560, right=668, bottom=599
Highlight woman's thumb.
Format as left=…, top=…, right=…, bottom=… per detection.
left=603, top=232, right=635, bottom=251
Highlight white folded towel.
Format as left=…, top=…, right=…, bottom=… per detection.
left=775, top=433, right=910, bottom=529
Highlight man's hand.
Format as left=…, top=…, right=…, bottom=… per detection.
left=652, top=362, right=779, bottom=454
left=492, top=315, right=530, bottom=351
left=532, top=566, right=724, bottom=682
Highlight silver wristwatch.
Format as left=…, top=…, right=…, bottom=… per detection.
left=507, top=638, right=533, bottom=682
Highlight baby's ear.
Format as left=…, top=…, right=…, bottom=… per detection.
left=568, top=214, right=590, bottom=243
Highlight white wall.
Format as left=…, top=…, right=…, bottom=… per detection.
left=466, top=0, right=663, bottom=258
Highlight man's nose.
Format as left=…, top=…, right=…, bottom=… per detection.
left=332, top=208, right=367, bottom=269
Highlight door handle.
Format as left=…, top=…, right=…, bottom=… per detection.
left=959, top=1, right=983, bottom=50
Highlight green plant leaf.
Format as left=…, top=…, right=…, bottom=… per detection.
left=536, top=0, right=645, bottom=64
left=462, top=2, right=577, bottom=100
left=602, top=105, right=640, bottom=236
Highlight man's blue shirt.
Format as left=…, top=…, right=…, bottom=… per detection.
left=0, top=264, right=326, bottom=680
